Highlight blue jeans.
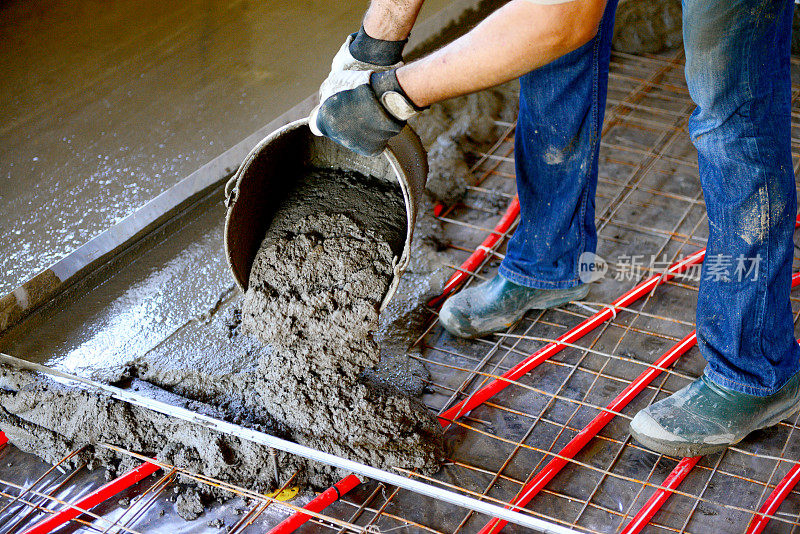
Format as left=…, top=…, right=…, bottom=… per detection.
left=500, top=0, right=800, bottom=395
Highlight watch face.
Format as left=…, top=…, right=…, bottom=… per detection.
left=381, top=91, right=416, bottom=121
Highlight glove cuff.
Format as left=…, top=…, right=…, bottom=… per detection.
left=349, top=26, right=407, bottom=67
left=370, top=69, right=427, bottom=121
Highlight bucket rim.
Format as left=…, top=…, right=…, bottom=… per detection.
left=223, top=117, right=428, bottom=311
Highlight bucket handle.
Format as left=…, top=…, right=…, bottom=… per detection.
left=224, top=175, right=238, bottom=208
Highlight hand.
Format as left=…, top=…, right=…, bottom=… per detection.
left=308, top=29, right=409, bottom=157
left=309, top=70, right=406, bottom=157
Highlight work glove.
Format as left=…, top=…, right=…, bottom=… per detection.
left=331, top=26, right=406, bottom=74
left=309, top=68, right=424, bottom=157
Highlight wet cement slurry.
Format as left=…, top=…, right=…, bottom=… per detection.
left=0, top=0, right=450, bottom=295
left=240, top=168, right=443, bottom=482
left=0, top=84, right=521, bottom=522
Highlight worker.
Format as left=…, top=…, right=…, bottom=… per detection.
left=309, top=0, right=800, bottom=458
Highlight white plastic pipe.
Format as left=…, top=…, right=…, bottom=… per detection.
left=0, top=352, right=580, bottom=534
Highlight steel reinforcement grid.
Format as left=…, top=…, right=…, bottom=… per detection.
left=3, top=49, right=800, bottom=534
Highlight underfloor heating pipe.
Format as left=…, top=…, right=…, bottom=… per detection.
left=20, top=461, right=161, bottom=534
left=267, top=474, right=361, bottom=534
left=619, top=456, right=701, bottom=534
left=483, top=272, right=800, bottom=533
left=438, top=212, right=800, bottom=427
left=437, top=247, right=707, bottom=427
left=314, top=209, right=714, bottom=530
left=746, top=464, right=800, bottom=534
left=428, top=197, right=520, bottom=308
left=619, top=301, right=800, bottom=534
left=479, top=331, right=698, bottom=534
left=0, top=351, right=582, bottom=534
left=18, top=190, right=798, bottom=534
left=292, top=213, right=800, bottom=534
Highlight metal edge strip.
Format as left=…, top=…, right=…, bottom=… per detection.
left=0, top=351, right=581, bottom=534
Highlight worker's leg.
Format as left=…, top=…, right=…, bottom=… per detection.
left=500, top=0, right=619, bottom=289
left=439, top=0, right=619, bottom=338
left=631, top=0, right=800, bottom=457
left=689, top=0, right=799, bottom=397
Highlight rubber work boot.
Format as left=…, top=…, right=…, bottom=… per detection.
left=630, top=372, right=800, bottom=457
left=438, top=274, right=589, bottom=339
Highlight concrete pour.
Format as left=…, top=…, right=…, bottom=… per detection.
left=0, top=84, right=519, bottom=516
left=0, top=7, right=695, bottom=516
left=239, top=168, right=444, bottom=480
left=0, top=2, right=700, bottom=524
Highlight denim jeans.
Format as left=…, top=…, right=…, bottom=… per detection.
left=500, top=0, right=800, bottom=395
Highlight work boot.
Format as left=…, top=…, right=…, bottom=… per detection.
left=630, top=372, right=800, bottom=457
left=438, top=274, right=589, bottom=339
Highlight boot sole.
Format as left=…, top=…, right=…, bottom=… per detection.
left=630, top=396, right=800, bottom=457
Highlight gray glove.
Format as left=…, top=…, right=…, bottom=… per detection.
left=309, top=69, right=424, bottom=157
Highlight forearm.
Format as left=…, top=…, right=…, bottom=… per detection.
left=396, top=0, right=607, bottom=107
left=363, top=0, right=427, bottom=40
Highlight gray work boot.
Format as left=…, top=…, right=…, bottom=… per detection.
left=438, top=274, right=589, bottom=339
left=630, top=372, right=800, bottom=457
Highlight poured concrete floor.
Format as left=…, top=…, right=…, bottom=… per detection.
left=0, top=0, right=451, bottom=295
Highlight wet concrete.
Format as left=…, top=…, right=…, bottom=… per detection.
left=0, top=82, right=520, bottom=509
left=239, top=167, right=443, bottom=479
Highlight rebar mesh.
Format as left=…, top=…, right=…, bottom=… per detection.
left=3, top=49, right=800, bottom=534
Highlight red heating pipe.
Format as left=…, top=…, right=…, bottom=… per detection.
left=16, top=210, right=798, bottom=533
left=615, top=274, right=800, bottom=534
left=20, top=461, right=160, bottom=534
left=478, top=331, right=697, bottom=534
left=481, top=273, right=800, bottom=533
left=437, top=247, right=707, bottom=428
left=267, top=474, right=361, bottom=534
left=314, top=248, right=705, bottom=530
left=747, top=464, right=800, bottom=534
left=3, top=192, right=506, bottom=532
left=428, top=197, right=520, bottom=308
left=619, top=456, right=701, bottom=534
left=436, top=214, right=800, bottom=428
